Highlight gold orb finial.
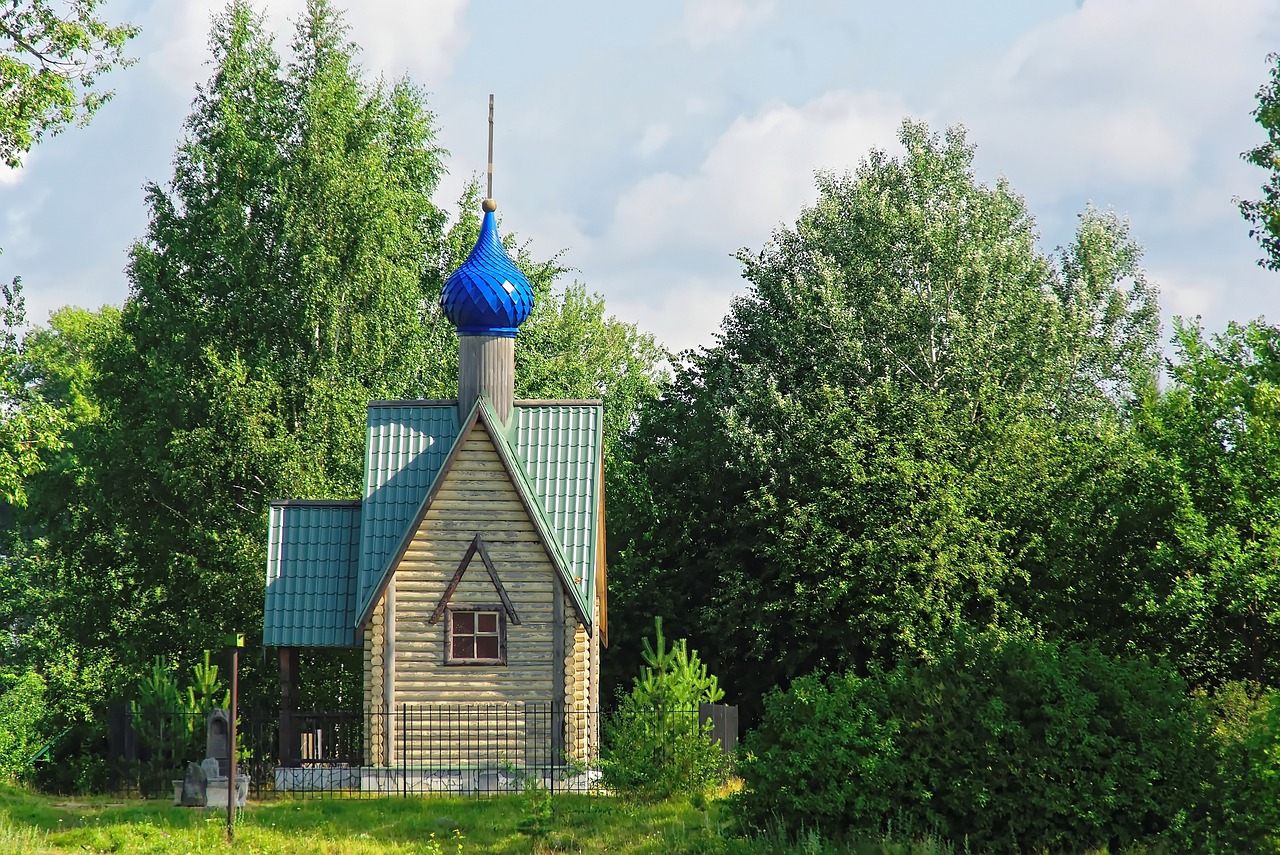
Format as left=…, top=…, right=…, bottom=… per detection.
left=482, top=198, right=497, bottom=213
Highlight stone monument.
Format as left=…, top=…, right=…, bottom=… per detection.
left=172, top=709, right=248, bottom=807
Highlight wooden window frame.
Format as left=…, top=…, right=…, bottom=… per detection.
left=444, top=603, right=508, bottom=666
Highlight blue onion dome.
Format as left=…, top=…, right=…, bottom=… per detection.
left=441, top=201, right=534, bottom=337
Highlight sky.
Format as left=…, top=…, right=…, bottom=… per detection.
left=2, top=0, right=1279, bottom=355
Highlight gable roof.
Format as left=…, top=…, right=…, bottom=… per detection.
left=264, top=397, right=603, bottom=648
left=264, top=501, right=362, bottom=647
left=354, top=395, right=596, bottom=631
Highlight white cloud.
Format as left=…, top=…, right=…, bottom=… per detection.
left=607, top=90, right=907, bottom=259
left=514, top=89, right=908, bottom=352
left=345, top=0, right=470, bottom=85
left=637, top=123, right=673, bottom=158
left=608, top=273, right=742, bottom=356
left=679, top=0, right=777, bottom=49
left=147, top=0, right=469, bottom=96
left=949, top=0, right=1277, bottom=199
left=1154, top=267, right=1226, bottom=321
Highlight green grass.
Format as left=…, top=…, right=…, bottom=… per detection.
left=0, top=783, right=1151, bottom=855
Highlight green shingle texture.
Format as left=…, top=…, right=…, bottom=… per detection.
left=358, top=403, right=459, bottom=609
left=264, top=501, right=361, bottom=647
left=510, top=404, right=601, bottom=617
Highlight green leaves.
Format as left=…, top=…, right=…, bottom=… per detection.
left=627, top=617, right=724, bottom=709
left=3, top=1, right=668, bottom=747
left=0, top=0, right=138, bottom=168
left=602, top=618, right=728, bottom=799
left=1124, top=320, right=1280, bottom=686
left=0, top=670, right=48, bottom=781
left=609, top=120, right=1160, bottom=709
left=0, top=280, right=67, bottom=507
left=737, top=635, right=1217, bottom=853
left=1241, top=52, right=1280, bottom=270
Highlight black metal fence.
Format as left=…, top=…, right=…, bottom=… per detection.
left=108, top=703, right=737, bottom=800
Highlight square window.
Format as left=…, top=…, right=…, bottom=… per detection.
left=445, top=606, right=506, bottom=665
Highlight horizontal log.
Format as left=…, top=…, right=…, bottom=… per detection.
left=395, top=579, right=554, bottom=594
left=407, top=529, right=542, bottom=543
left=393, top=558, right=554, bottom=574
left=449, top=458, right=507, bottom=471
left=423, top=508, right=531, bottom=523
left=435, top=479, right=516, bottom=493
left=458, top=447, right=499, bottom=460
left=395, top=675, right=555, bottom=687
left=428, top=498, right=527, bottom=513
left=394, top=586, right=554, bottom=602
left=399, top=549, right=551, bottom=564
left=395, top=576, right=554, bottom=590
left=394, top=651, right=557, bottom=664
left=395, top=686, right=557, bottom=698
left=395, top=691, right=557, bottom=703
left=427, top=518, right=536, bottom=533
left=424, top=501, right=529, bottom=515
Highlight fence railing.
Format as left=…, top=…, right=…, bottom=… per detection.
left=108, top=703, right=736, bottom=799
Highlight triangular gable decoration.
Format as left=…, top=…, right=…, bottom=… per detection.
left=429, top=534, right=521, bottom=626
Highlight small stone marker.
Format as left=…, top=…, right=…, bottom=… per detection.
left=205, top=709, right=230, bottom=776
left=180, top=761, right=208, bottom=807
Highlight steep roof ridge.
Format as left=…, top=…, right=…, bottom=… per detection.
left=483, top=397, right=592, bottom=628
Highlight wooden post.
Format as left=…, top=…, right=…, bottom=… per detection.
left=226, top=633, right=244, bottom=841
left=279, top=647, right=300, bottom=767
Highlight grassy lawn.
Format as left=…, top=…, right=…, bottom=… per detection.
left=0, top=783, right=973, bottom=855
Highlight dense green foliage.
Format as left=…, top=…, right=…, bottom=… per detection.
left=2, top=4, right=1280, bottom=848
left=0, top=671, right=48, bottom=781
left=608, top=122, right=1161, bottom=706
left=1196, top=683, right=1280, bottom=853
left=737, top=635, right=1280, bottom=854
left=602, top=619, right=728, bottom=798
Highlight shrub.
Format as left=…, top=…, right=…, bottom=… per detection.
left=602, top=617, right=730, bottom=798
left=0, top=671, right=48, bottom=781
left=1192, top=683, right=1280, bottom=853
left=737, top=633, right=1214, bottom=853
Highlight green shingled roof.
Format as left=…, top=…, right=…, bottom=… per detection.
left=358, top=403, right=459, bottom=610
left=264, top=501, right=361, bottom=647
left=265, top=398, right=602, bottom=648
left=509, top=403, right=601, bottom=617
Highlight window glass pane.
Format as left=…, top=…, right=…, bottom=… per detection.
left=453, top=611, right=474, bottom=634
left=476, top=636, right=500, bottom=660
left=477, top=613, right=498, bottom=633
left=453, top=636, right=475, bottom=659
